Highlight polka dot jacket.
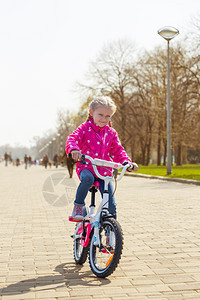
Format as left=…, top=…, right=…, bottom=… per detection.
left=65, top=118, right=131, bottom=179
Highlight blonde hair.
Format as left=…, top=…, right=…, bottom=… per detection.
left=87, top=96, right=116, bottom=124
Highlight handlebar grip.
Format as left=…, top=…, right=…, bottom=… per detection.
left=127, top=166, right=134, bottom=172
left=123, top=161, right=134, bottom=172
left=67, top=153, right=86, bottom=164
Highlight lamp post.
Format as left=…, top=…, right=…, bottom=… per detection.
left=60, top=129, right=64, bottom=155
left=48, top=141, right=52, bottom=160
left=158, top=26, right=179, bottom=175
left=57, top=133, right=60, bottom=154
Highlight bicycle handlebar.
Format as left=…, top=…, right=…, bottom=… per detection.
left=68, top=153, right=131, bottom=182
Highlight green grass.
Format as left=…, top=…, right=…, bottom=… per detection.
left=137, top=164, right=200, bottom=181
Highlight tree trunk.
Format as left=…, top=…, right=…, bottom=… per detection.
left=163, top=141, right=167, bottom=166
left=157, top=126, right=161, bottom=166
left=142, top=149, right=146, bottom=165
left=176, top=144, right=182, bottom=166
left=130, top=143, right=135, bottom=161
left=146, top=139, right=151, bottom=166
left=140, top=137, right=146, bottom=165
left=157, top=137, right=161, bottom=166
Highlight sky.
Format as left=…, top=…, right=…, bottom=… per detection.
left=0, top=0, right=200, bottom=148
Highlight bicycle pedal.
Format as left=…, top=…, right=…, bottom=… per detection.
left=69, top=216, right=82, bottom=222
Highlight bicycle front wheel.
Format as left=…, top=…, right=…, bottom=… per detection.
left=89, top=218, right=123, bottom=278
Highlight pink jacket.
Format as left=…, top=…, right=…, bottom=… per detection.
left=65, top=119, right=131, bottom=178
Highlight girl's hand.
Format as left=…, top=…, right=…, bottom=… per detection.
left=132, top=162, right=139, bottom=172
left=71, top=150, right=82, bottom=161
left=127, top=162, right=139, bottom=172
left=123, top=161, right=139, bottom=172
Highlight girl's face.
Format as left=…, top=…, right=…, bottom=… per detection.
left=89, top=106, right=113, bottom=127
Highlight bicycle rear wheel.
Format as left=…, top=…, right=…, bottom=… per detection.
left=73, top=223, right=89, bottom=264
left=88, top=218, right=123, bottom=278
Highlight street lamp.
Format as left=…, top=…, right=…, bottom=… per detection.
left=57, top=133, right=60, bottom=154
left=48, top=141, right=52, bottom=160
left=158, top=26, right=179, bottom=175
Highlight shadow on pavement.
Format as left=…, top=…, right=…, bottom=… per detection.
left=60, top=262, right=110, bottom=288
left=0, top=262, right=110, bottom=296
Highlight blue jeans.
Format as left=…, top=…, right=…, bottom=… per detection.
left=74, top=169, right=117, bottom=219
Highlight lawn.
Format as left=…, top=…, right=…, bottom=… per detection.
left=137, top=164, right=200, bottom=181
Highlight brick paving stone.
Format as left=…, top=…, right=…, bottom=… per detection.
left=169, top=282, right=200, bottom=291
left=148, top=297, right=168, bottom=300
left=163, top=290, right=200, bottom=297
left=135, top=284, right=171, bottom=293
left=1, top=164, right=200, bottom=299
left=131, top=278, right=163, bottom=285
left=66, top=297, right=94, bottom=300
left=160, top=274, right=195, bottom=284
left=183, top=295, right=200, bottom=299
left=125, top=297, right=148, bottom=300
left=108, top=295, right=130, bottom=300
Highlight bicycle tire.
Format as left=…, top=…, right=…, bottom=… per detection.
left=88, top=217, right=123, bottom=278
left=73, top=223, right=89, bottom=264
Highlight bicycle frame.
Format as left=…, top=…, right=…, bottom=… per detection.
left=70, top=154, right=131, bottom=247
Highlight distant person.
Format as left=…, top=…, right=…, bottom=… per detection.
left=9, top=153, right=13, bottom=163
left=24, top=154, right=28, bottom=169
left=61, top=151, right=75, bottom=178
left=53, top=153, right=59, bottom=168
left=4, top=152, right=9, bottom=167
left=28, top=156, right=32, bottom=167
left=16, top=158, right=20, bottom=166
left=42, top=154, right=49, bottom=169
left=66, top=156, right=75, bottom=178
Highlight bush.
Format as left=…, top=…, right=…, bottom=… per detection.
left=187, top=149, right=200, bottom=164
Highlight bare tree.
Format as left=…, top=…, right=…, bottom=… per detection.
left=75, top=37, right=200, bottom=166
left=126, top=47, right=168, bottom=165
left=169, top=43, right=200, bottom=164
left=77, top=39, right=137, bottom=149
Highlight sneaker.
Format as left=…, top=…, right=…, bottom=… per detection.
left=72, top=205, right=84, bottom=220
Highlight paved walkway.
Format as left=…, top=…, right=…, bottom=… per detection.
left=0, top=163, right=200, bottom=299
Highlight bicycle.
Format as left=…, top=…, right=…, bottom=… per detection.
left=69, top=154, right=133, bottom=278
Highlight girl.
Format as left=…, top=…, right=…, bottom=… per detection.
left=66, top=96, right=138, bottom=220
